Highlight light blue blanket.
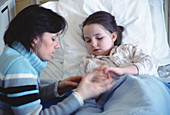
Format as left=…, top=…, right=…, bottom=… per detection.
left=74, top=74, right=170, bottom=115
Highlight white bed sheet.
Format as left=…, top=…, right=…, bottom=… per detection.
left=40, top=0, right=170, bottom=82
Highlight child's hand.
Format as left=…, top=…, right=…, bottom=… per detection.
left=98, top=65, right=124, bottom=78
left=98, top=65, right=138, bottom=78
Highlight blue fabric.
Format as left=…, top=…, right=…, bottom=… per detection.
left=74, top=74, right=170, bottom=115
left=42, top=91, right=73, bottom=109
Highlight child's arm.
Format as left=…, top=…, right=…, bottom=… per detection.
left=103, top=44, right=158, bottom=77
left=126, top=44, right=158, bottom=76
left=98, top=65, right=138, bottom=78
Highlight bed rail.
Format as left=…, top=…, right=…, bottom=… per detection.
left=164, top=0, right=170, bottom=46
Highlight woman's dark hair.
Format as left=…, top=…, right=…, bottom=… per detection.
left=4, top=4, right=67, bottom=51
left=82, top=11, right=124, bottom=46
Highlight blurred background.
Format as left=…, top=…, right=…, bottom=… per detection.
left=15, top=0, right=58, bottom=14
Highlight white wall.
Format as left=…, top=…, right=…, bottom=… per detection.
left=0, top=0, right=16, bottom=55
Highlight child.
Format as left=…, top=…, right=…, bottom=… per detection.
left=80, top=11, right=158, bottom=81
left=74, top=11, right=170, bottom=114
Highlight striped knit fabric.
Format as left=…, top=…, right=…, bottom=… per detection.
left=0, top=42, right=47, bottom=114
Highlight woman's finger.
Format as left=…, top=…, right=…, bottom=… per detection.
left=102, top=81, right=115, bottom=92
left=67, top=76, right=83, bottom=82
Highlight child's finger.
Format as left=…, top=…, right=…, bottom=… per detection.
left=99, top=81, right=115, bottom=94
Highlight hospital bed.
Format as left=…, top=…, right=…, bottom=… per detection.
left=39, top=0, right=170, bottom=114
left=40, top=0, right=170, bottom=83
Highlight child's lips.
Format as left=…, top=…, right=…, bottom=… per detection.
left=94, top=49, right=100, bottom=52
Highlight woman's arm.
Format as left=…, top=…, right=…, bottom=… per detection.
left=4, top=58, right=83, bottom=115
left=40, top=72, right=115, bottom=115
left=39, top=81, right=60, bottom=103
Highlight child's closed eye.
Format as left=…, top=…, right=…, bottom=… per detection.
left=96, top=37, right=103, bottom=40
left=85, top=39, right=91, bottom=43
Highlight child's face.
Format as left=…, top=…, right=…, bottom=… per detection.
left=83, top=24, right=117, bottom=56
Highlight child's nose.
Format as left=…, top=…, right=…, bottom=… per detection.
left=92, top=40, right=97, bottom=47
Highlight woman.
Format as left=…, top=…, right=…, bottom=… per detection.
left=0, top=5, right=115, bottom=115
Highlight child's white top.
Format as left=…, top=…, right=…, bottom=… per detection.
left=80, top=44, right=158, bottom=77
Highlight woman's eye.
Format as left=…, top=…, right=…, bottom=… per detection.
left=52, top=38, right=56, bottom=41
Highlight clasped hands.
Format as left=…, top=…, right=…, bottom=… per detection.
left=57, top=65, right=116, bottom=100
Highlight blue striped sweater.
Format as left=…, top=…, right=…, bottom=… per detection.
left=0, top=42, right=81, bottom=115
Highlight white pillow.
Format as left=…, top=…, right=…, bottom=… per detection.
left=100, top=0, right=170, bottom=66
left=99, top=0, right=153, bottom=55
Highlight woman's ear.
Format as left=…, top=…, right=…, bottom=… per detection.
left=31, top=37, right=39, bottom=48
left=31, top=37, right=40, bottom=54
left=111, top=32, right=117, bottom=42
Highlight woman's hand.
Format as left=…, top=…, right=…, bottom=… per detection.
left=76, top=72, right=115, bottom=100
left=58, top=76, right=83, bottom=95
left=91, top=70, right=108, bottom=82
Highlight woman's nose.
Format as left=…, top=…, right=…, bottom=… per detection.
left=55, top=39, right=60, bottom=49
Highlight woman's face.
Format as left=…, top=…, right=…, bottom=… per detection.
left=83, top=24, right=117, bottom=56
left=32, top=32, right=60, bottom=61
